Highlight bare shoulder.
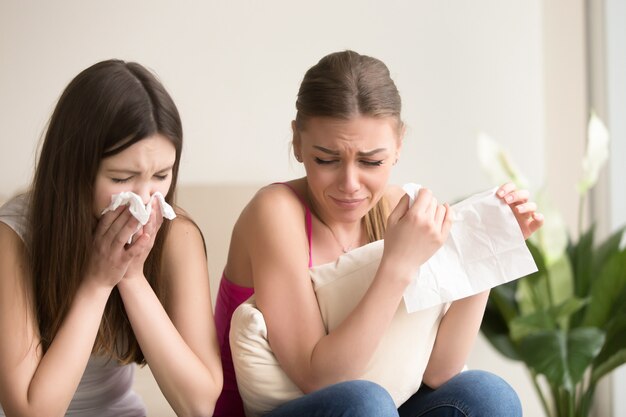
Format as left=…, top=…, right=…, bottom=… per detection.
left=162, top=213, right=207, bottom=274
left=0, top=222, right=28, bottom=273
left=238, top=180, right=307, bottom=230
left=165, top=210, right=203, bottom=244
left=0, top=222, right=35, bottom=334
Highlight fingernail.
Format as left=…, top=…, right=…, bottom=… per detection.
left=505, top=195, right=513, bottom=203
left=517, top=206, right=526, bottom=214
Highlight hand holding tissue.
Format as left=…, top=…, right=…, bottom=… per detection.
left=400, top=184, right=537, bottom=312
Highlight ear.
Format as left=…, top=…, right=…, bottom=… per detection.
left=292, top=120, right=302, bottom=162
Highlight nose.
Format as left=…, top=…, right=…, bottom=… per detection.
left=135, top=183, right=153, bottom=205
left=338, top=163, right=360, bottom=194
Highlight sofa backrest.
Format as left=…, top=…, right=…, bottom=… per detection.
left=176, top=184, right=261, bottom=304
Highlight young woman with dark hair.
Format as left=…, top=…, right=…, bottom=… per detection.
left=0, top=60, right=222, bottom=417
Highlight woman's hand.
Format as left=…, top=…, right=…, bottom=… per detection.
left=383, top=188, right=454, bottom=277
left=83, top=206, right=143, bottom=288
left=123, top=199, right=164, bottom=280
left=497, top=182, right=544, bottom=239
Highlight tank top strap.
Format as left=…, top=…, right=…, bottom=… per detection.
left=272, top=182, right=313, bottom=267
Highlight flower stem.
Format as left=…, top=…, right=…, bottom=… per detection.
left=530, top=371, right=553, bottom=417
left=577, top=194, right=585, bottom=240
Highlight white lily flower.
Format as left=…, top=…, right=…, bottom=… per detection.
left=477, top=132, right=529, bottom=188
left=530, top=190, right=568, bottom=265
left=577, top=113, right=610, bottom=195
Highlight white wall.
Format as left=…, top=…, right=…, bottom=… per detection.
left=0, top=0, right=544, bottom=203
left=606, top=0, right=626, bottom=414
left=0, top=1, right=554, bottom=416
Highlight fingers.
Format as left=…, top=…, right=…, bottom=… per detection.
left=111, top=214, right=141, bottom=248
left=527, top=212, right=545, bottom=233
left=513, top=201, right=537, bottom=215
left=517, top=211, right=544, bottom=239
left=434, top=202, right=447, bottom=226
left=499, top=188, right=530, bottom=205
left=409, top=188, right=451, bottom=237
left=388, top=194, right=410, bottom=226
left=94, top=205, right=127, bottom=237
left=413, top=188, right=434, bottom=212
left=97, top=207, right=138, bottom=247
left=433, top=203, right=453, bottom=235
left=496, top=182, right=516, bottom=198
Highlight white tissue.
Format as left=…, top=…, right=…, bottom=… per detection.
left=400, top=184, right=537, bottom=312
left=101, top=192, right=176, bottom=243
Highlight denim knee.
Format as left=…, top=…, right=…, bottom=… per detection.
left=264, top=380, right=398, bottom=417
left=340, top=380, right=398, bottom=417
left=455, top=370, right=522, bottom=417
left=399, top=370, right=522, bottom=417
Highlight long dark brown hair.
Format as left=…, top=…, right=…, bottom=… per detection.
left=27, top=59, right=183, bottom=364
left=294, top=50, right=403, bottom=241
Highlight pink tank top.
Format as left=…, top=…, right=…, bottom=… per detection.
left=213, top=183, right=312, bottom=417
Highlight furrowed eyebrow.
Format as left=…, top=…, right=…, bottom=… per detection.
left=313, top=146, right=340, bottom=156
left=312, top=145, right=387, bottom=157
left=106, top=165, right=174, bottom=175
left=357, top=148, right=387, bottom=157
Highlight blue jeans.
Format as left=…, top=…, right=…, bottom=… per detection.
left=398, top=370, right=522, bottom=417
left=265, top=380, right=399, bottom=417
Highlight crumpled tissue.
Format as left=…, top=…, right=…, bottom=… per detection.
left=101, top=191, right=176, bottom=243
left=400, top=184, right=537, bottom=312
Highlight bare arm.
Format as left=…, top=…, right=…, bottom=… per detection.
left=252, top=186, right=452, bottom=393
left=0, top=208, right=142, bottom=417
left=116, top=210, right=222, bottom=417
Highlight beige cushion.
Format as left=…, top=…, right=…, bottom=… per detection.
left=230, top=240, right=446, bottom=417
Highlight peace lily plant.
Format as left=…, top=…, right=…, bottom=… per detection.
left=477, top=114, right=626, bottom=417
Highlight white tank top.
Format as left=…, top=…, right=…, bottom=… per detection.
left=0, top=194, right=146, bottom=417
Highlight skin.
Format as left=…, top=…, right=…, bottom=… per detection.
left=225, top=115, right=544, bottom=394
left=0, top=134, right=222, bottom=417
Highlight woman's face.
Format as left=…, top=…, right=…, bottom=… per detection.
left=294, top=116, right=402, bottom=224
left=92, top=134, right=176, bottom=216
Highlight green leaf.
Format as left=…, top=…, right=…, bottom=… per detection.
left=583, top=249, right=626, bottom=328
left=481, top=296, right=520, bottom=360
left=509, top=298, right=587, bottom=341
left=517, top=241, right=550, bottom=315
left=518, top=241, right=574, bottom=317
left=567, top=227, right=595, bottom=299
left=555, top=297, right=588, bottom=331
left=519, top=327, right=605, bottom=391
left=568, top=328, right=605, bottom=385
left=546, top=254, right=575, bottom=307
left=528, top=239, right=548, bottom=275
left=490, top=282, right=518, bottom=323
left=591, top=308, right=626, bottom=383
left=483, top=331, right=521, bottom=361
left=592, top=226, right=626, bottom=277
left=592, top=350, right=626, bottom=385
left=509, top=311, right=553, bottom=341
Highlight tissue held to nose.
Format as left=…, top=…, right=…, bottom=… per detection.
left=101, top=191, right=176, bottom=224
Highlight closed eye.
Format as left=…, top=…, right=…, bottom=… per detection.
left=361, top=160, right=384, bottom=167
left=111, top=177, right=132, bottom=184
left=154, top=174, right=169, bottom=181
left=314, top=157, right=337, bottom=165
